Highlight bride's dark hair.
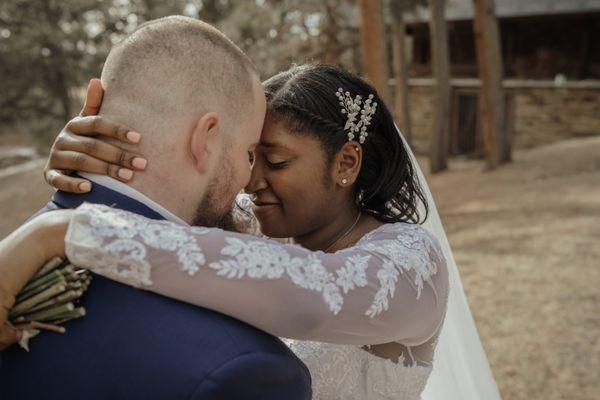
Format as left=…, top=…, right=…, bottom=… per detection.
left=263, top=63, right=428, bottom=224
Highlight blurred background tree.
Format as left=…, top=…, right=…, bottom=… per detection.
left=7, top=0, right=596, bottom=171
left=0, top=0, right=365, bottom=142
left=388, top=0, right=426, bottom=146
left=0, top=0, right=194, bottom=139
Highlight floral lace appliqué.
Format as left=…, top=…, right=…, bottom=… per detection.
left=67, top=204, right=445, bottom=318
left=66, top=204, right=209, bottom=285
left=284, top=339, right=433, bottom=400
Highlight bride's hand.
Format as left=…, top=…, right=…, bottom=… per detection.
left=44, top=78, right=147, bottom=194
left=0, top=210, right=74, bottom=350
left=0, top=291, right=20, bottom=350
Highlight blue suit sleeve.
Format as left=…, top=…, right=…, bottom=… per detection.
left=190, top=352, right=312, bottom=400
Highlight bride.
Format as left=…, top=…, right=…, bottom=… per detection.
left=0, top=64, right=499, bottom=399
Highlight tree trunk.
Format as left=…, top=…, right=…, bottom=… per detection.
left=41, top=1, right=72, bottom=122
left=359, top=0, right=391, bottom=104
left=427, top=0, right=450, bottom=173
left=391, top=18, right=412, bottom=145
left=473, top=0, right=510, bottom=167
left=55, top=70, right=72, bottom=121
left=323, top=2, right=342, bottom=65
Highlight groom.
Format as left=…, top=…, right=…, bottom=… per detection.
left=0, top=16, right=311, bottom=399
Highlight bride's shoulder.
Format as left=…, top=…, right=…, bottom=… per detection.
left=356, top=222, right=445, bottom=262
left=358, top=221, right=438, bottom=244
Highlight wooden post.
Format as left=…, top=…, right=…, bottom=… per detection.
left=473, top=0, right=510, bottom=167
left=391, top=17, right=413, bottom=145
left=427, top=0, right=450, bottom=173
left=359, top=0, right=391, bottom=104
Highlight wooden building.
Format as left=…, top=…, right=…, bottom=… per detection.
left=401, top=0, right=600, bottom=156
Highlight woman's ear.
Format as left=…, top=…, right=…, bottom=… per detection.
left=333, top=141, right=362, bottom=187
left=190, top=112, right=221, bottom=174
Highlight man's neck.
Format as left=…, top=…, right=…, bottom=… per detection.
left=79, top=173, right=189, bottom=225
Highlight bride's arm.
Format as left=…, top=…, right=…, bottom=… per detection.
left=67, top=203, right=448, bottom=346
left=0, top=211, right=72, bottom=349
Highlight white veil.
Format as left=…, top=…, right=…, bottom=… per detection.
left=396, top=126, right=501, bottom=399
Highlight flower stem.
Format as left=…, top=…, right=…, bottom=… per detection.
left=32, top=257, right=65, bottom=279
left=49, top=307, right=86, bottom=324
left=25, top=289, right=83, bottom=314
left=21, top=302, right=75, bottom=322
left=14, top=321, right=66, bottom=334
left=18, top=270, right=64, bottom=300
left=10, top=282, right=67, bottom=318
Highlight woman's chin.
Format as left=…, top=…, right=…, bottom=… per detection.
left=256, top=215, right=289, bottom=239
left=257, top=222, right=285, bottom=238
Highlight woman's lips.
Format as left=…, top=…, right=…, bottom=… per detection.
left=251, top=202, right=281, bottom=214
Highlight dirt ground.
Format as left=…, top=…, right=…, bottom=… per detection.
left=1, top=136, right=599, bottom=399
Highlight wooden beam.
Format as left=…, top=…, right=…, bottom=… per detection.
left=427, top=0, right=450, bottom=173
left=359, top=0, right=391, bottom=104
left=391, top=18, right=413, bottom=145
left=473, top=0, right=511, bottom=167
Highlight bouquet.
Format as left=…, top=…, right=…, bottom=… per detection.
left=8, top=257, right=91, bottom=350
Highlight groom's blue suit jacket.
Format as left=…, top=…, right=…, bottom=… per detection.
left=0, top=182, right=312, bottom=400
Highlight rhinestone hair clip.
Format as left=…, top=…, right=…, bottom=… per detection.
left=335, top=88, right=378, bottom=144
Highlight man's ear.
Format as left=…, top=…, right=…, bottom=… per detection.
left=190, top=112, right=221, bottom=174
left=333, top=141, right=363, bottom=187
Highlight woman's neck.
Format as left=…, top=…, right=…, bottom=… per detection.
left=293, top=210, right=382, bottom=253
left=330, top=214, right=383, bottom=252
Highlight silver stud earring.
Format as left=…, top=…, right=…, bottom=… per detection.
left=341, top=178, right=348, bottom=185
left=354, top=146, right=359, bottom=152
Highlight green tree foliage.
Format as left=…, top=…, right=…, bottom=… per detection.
left=0, top=0, right=364, bottom=137
left=0, top=0, right=193, bottom=135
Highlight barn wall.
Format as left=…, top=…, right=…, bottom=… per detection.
left=406, top=81, right=600, bottom=154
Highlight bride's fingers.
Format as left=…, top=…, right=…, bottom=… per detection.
left=66, top=116, right=141, bottom=144
left=0, top=323, right=21, bottom=350
left=47, top=150, right=135, bottom=183
left=0, top=324, right=21, bottom=346
left=45, top=169, right=93, bottom=194
left=80, top=78, right=104, bottom=117
left=54, top=133, right=147, bottom=170
left=0, top=295, right=20, bottom=350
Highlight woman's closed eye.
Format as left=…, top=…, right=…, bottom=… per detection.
left=266, top=159, right=289, bottom=169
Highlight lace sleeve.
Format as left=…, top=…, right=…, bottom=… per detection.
left=65, top=203, right=448, bottom=346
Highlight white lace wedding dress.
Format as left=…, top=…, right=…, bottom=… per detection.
left=64, top=203, right=449, bottom=399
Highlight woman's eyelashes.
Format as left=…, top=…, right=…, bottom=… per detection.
left=266, top=159, right=289, bottom=170
left=254, top=149, right=290, bottom=170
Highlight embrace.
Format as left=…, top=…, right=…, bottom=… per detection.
left=0, top=16, right=498, bottom=399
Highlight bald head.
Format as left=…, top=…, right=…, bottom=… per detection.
left=94, top=17, right=266, bottom=224
left=100, top=16, right=258, bottom=139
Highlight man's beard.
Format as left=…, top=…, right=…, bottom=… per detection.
left=191, top=152, right=241, bottom=232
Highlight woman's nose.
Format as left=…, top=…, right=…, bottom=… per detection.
left=244, top=164, right=268, bottom=194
